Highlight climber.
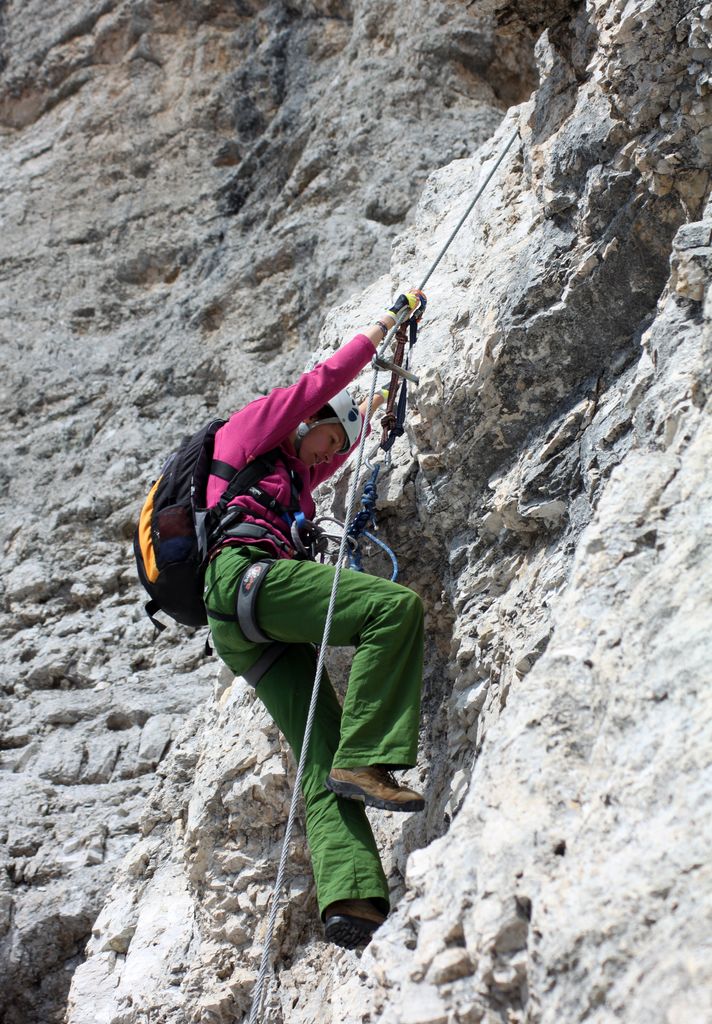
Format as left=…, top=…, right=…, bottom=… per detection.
left=203, top=290, right=427, bottom=949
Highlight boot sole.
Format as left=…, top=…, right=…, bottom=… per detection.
left=325, top=776, right=424, bottom=813
left=324, top=914, right=381, bottom=949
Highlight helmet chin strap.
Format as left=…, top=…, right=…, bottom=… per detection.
left=295, top=416, right=346, bottom=457
left=294, top=421, right=311, bottom=456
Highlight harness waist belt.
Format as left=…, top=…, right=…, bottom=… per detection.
left=220, top=522, right=293, bottom=555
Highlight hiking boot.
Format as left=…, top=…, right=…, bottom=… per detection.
left=324, top=899, right=386, bottom=949
left=325, top=766, right=425, bottom=812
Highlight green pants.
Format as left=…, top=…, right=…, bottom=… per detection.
left=203, top=544, right=424, bottom=916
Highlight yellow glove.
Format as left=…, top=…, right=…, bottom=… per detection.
left=386, top=289, right=427, bottom=321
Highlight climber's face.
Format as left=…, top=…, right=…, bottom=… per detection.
left=299, top=420, right=348, bottom=467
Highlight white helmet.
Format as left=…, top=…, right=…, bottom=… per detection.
left=295, top=387, right=362, bottom=455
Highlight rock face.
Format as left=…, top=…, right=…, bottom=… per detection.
left=0, top=2, right=530, bottom=1021
left=0, top=1, right=710, bottom=1023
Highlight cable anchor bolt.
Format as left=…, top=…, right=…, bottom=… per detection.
left=371, top=355, right=420, bottom=384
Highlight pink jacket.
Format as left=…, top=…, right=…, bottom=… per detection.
left=206, top=332, right=376, bottom=558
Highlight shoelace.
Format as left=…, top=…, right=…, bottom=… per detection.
left=373, top=766, right=400, bottom=789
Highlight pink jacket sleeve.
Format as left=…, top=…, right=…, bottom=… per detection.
left=224, top=332, right=376, bottom=464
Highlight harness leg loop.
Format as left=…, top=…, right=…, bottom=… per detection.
left=242, top=642, right=289, bottom=687
left=237, top=560, right=276, bottom=644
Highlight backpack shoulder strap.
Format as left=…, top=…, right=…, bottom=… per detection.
left=211, top=459, right=243, bottom=482
left=214, top=447, right=283, bottom=510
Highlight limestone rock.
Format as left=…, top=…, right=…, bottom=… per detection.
left=1, top=1, right=711, bottom=1023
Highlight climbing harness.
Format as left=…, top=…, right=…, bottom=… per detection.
left=247, top=124, right=521, bottom=1024
left=236, top=561, right=276, bottom=644
left=205, top=558, right=276, bottom=643
left=242, top=641, right=289, bottom=688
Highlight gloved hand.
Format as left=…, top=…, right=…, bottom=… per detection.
left=386, top=288, right=427, bottom=322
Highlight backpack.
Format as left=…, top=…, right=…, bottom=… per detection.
left=133, top=418, right=283, bottom=631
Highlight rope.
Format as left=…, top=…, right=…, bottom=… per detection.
left=361, top=529, right=399, bottom=581
left=347, top=466, right=379, bottom=567
left=347, top=465, right=399, bottom=580
left=246, top=122, right=520, bottom=1023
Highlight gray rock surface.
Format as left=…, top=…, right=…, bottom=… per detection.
left=1, top=0, right=710, bottom=1022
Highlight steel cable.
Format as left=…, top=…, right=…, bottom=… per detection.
left=247, top=367, right=381, bottom=1024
